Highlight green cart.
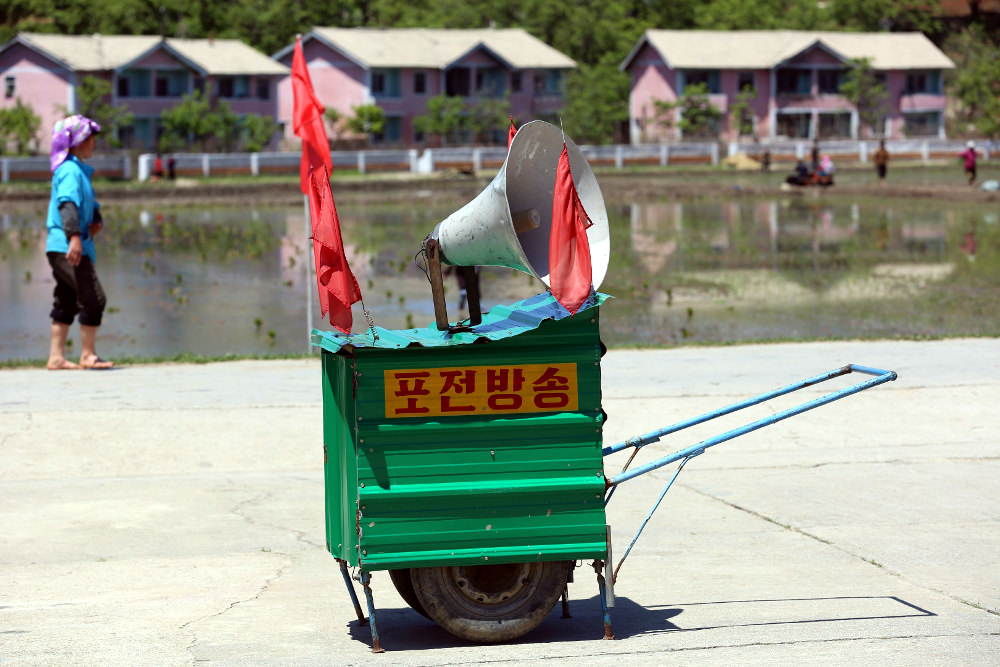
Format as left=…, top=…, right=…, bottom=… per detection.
left=313, top=292, right=611, bottom=649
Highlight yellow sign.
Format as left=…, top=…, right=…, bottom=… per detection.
left=383, top=363, right=578, bottom=418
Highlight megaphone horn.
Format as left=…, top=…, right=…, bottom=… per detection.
left=423, top=120, right=610, bottom=331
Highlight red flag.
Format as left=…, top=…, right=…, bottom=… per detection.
left=548, top=145, right=593, bottom=314
left=308, top=166, right=361, bottom=333
left=507, top=115, right=517, bottom=151
left=292, top=37, right=332, bottom=194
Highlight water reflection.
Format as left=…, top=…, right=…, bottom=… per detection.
left=1, top=196, right=997, bottom=361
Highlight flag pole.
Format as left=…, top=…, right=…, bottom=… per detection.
left=304, top=193, right=313, bottom=352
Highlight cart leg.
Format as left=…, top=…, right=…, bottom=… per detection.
left=561, top=586, right=572, bottom=619
left=337, top=559, right=368, bottom=626
left=359, top=571, right=385, bottom=653
left=594, top=560, right=615, bottom=640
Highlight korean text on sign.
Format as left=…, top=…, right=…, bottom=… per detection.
left=383, top=363, right=578, bottom=418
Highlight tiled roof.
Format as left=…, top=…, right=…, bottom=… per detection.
left=299, top=27, right=575, bottom=70
left=622, top=30, right=955, bottom=71
left=7, top=33, right=287, bottom=75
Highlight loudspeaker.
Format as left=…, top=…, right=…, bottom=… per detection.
left=423, top=121, right=609, bottom=330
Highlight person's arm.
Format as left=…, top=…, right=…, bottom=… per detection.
left=91, top=206, right=103, bottom=236
left=59, top=201, right=83, bottom=266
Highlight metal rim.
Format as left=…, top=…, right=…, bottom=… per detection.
left=439, top=562, right=542, bottom=618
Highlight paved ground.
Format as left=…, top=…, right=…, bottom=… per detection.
left=2, top=339, right=998, bottom=665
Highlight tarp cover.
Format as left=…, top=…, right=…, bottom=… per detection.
left=311, top=291, right=609, bottom=353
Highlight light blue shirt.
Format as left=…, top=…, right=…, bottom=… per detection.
left=46, top=155, right=101, bottom=263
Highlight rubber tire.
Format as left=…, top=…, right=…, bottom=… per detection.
left=388, top=568, right=431, bottom=618
left=409, top=561, right=570, bottom=643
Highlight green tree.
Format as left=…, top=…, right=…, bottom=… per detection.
left=824, top=0, right=937, bottom=33
left=0, top=98, right=41, bottom=155
left=693, top=0, right=827, bottom=30
left=561, top=55, right=630, bottom=144
left=72, top=76, right=134, bottom=149
left=158, top=89, right=240, bottom=151
left=241, top=114, right=277, bottom=152
left=946, top=27, right=1000, bottom=139
left=838, top=58, right=889, bottom=138
left=210, top=100, right=241, bottom=151
left=347, top=104, right=385, bottom=142
left=466, top=96, right=509, bottom=144
left=413, top=94, right=466, bottom=145
left=729, top=84, right=758, bottom=139
left=653, top=82, right=722, bottom=139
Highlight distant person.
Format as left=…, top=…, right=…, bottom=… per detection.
left=810, top=140, right=820, bottom=174
left=167, top=155, right=176, bottom=180
left=45, top=114, right=114, bottom=370
left=152, top=153, right=164, bottom=181
left=761, top=148, right=771, bottom=173
left=960, top=141, right=977, bottom=187
left=817, top=154, right=835, bottom=186
left=873, top=140, right=889, bottom=187
left=786, top=159, right=810, bottom=186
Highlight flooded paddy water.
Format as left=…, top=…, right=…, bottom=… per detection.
left=2, top=185, right=999, bottom=362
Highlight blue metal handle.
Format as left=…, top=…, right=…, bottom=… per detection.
left=606, top=364, right=896, bottom=487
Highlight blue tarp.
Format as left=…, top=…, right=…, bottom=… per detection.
left=311, top=291, right=609, bottom=353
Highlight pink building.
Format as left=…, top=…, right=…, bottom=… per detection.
left=273, top=28, right=575, bottom=147
left=0, top=33, right=288, bottom=151
left=620, top=30, right=955, bottom=144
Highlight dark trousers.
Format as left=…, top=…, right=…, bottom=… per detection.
left=47, top=252, right=106, bottom=326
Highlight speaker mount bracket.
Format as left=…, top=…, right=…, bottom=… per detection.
left=424, top=238, right=482, bottom=333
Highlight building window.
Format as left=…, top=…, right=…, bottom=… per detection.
left=446, top=67, right=471, bottom=96
left=905, top=71, right=941, bottom=94
left=904, top=111, right=941, bottom=136
left=373, top=116, right=401, bottom=144
left=776, top=68, right=811, bottom=95
left=4, top=76, right=15, bottom=98
left=256, top=79, right=270, bottom=100
left=217, top=76, right=250, bottom=98
left=118, top=69, right=151, bottom=98
left=414, top=72, right=426, bottom=94
left=371, top=69, right=400, bottom=97
left=475, top=67, right=505, bottom=97
left=511, top=72, right=522, bottom=93
left=737, top=71, right=755, bottom=92
left=154, top=70, right=189, bottom=97
left=776, top=112, right=812, bottom=139
left=818, top=112, right=852, bottom=138
left=118, top=117, right=153, bottom=149
left=817, top=69, right=845, bottom=95
left=533, top=70, right=565, bottom=96
left=679, top=70, right=721, bottom=94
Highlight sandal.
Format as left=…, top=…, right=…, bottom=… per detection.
left=80, top=354, right=115, bottom=370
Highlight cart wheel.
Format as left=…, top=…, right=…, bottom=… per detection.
left=409, top=561, right=570, bottom=642
left=388, top=568, right=430, bottom=618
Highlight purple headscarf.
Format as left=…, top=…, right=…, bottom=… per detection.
left=50, top=114, right=101, bottom=172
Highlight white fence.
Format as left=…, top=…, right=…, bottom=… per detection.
left=0, top=139, right=991, bottom=183
left=0, top=155, right=132, bottom=183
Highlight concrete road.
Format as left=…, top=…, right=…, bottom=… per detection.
left=2, top=339, right=998, bottom=665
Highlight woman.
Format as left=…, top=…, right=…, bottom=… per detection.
left=45, top=114, right=114, bottom=370
left=960, top=141, right=977, bottom=187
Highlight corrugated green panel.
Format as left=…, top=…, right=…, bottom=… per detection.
left=320, top=292, right=609, bottom=572
left=312, top=291, right=610, bottom=352
left=321, top=352, right=359, bottom=564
